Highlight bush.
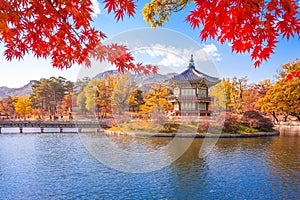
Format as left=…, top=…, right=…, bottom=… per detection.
left=197, top=119, right=210, bottom=133
left=241, top=111, right=273, bottom=131
left=222, top=113, right=240, bottom=133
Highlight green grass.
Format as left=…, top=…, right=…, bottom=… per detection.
left=108, top=121, right=199, bottom=133
left=220, top=125, right=275, bottom=134
left=108, top=120, right=275, bottom=134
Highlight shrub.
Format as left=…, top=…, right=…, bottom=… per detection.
left=241, top=111, right=273, bottom=131
left=197, top=119, right=210, bottom=133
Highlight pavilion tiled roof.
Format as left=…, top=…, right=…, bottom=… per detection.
left=170, top=55, right=220, bottom=85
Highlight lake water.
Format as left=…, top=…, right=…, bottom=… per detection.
left=0, top=126, right=299, bottom=199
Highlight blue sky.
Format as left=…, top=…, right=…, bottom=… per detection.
left=0, top=1, right=299, bottom=88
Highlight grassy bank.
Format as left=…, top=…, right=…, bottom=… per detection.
left=108, top=120, right=274, bottom=134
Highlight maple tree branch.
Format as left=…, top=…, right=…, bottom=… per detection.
left=43, top=0, right=89, bottom=47
left=4, top=0, right=22, bottom=23
left=162, top=0, right=189, bottom=13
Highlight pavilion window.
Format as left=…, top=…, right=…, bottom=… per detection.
left=198, top=103, right=207, bottom=110
left=181, top=88, right=195, bottom=97
left=198, top=89, right=207, bottom=97
left=181, top=102, right=196, bottom=110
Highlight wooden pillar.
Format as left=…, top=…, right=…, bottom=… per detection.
left=59, top=127, right=63, bottom=133
left=41, top=127, right=44, bottom=133
left=20, top=127, right=23, bottom=133
left=0, top=127, right=1, bottom=134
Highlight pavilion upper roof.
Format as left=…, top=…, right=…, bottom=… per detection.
left=170, top=55, right=220, bottom=85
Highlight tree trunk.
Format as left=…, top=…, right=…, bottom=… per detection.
left=272, top=111, right=279, bottom=123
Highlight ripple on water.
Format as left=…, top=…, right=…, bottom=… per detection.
left=0, top=133, right=299, bottom=199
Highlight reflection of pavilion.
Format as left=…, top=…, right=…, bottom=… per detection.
left=168, top=55, right=220, bottom=116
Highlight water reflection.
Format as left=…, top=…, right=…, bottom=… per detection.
left=81, top=130, right=300, bottom=198
left=266, top=132, right=300, bottom=199
left=0, top=128, right=299, bottom=199
left=80, top=132, right=197, bottom=173
left=277, top=126, right=300, bottom=137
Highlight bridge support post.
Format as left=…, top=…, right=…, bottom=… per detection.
left=59, top=127, right=63, bottom=133
left=41, top=127, right=44, bottom=133
left=0, top=127, right=1, bottom=134
left=78, top=128, right=82, bottom=133
left=20, top=127, right=23, bottom=133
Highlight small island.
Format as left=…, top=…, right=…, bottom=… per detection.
left=0, top=56, right=298, bottom=137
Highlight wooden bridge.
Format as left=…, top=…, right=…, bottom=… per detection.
left=0, top=121, right=111, bottom=133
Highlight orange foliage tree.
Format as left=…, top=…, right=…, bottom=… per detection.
left=143, top=0, right=300, bottom=67
left=0, top=0, right=156, bottom=74
left=1, top=0, right=299, bottom=75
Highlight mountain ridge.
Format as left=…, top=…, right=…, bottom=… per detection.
left=0, top=80, right=34, bottom=99
left=94, top=70, right=177, bottom=90
left=0, top=71, right=177, bottom=99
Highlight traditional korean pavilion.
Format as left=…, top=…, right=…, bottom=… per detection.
left=168, top=55, right=220, bottom=116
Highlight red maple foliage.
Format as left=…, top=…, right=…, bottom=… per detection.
left=0, top=0, right=157, bottom=75
left=186, top=0, right=300, bottom=67
left=0, top=0, right=299, bottom=77
left=287, top=71, right=300, bottom=79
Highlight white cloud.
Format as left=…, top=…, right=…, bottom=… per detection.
left=159, top=53, right=187, bottom=67
left=201, top=44, right=221, bottom=60
left=91, top=0, right=101, bottom=17
left=135, top=43, right=221, bottom=67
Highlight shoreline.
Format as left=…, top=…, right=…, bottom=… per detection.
left=104, top=130, right=280, bottom=138
left=0, top=128, right=280, bottom=138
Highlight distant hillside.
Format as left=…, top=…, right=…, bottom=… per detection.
left=0, top=80, right=34, bottom=99
left=94, top=70, right=121, bottom=79
left=94, top=70, right=177, bottom=90
left=0, top=70, right=177, bottom=99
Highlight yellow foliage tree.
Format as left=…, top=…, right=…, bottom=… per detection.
left=259, top=59, right=300, bottom=122
left=111, top=73, right=135, bottom=114
left=13, top=96, right=31, bottom=119
left=210, top=79, right=230, bottom=111
left=143, top=0, right=192, bottom=28
left=84, top=79, right=99, bottom=112
left=140, top=84, right=173, bottom=119
left=129, top=89, right=144, bottom=112
left=95, top=74, right=115, bottom=118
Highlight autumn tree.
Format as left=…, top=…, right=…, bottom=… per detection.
left=1, top=0, right=299, bottom=76
left=258, top=59, right=300, bottom=122
left=0, top=96, right=15, bottom=118
left=84, top=79, right=99, bottom=112
left=0, top=0, right=156, bottom=75
left=30, top=76, right=72, bottom=116
left=129, top=89, right=144, bottom=112
left=141, top=84, right=173, bottom=119
left=211, top=77, right=255, bottom=113
left=143, top=0, right=300, bottom=67
left=76, top=91, right=87, bottom=113
left=13, top=96, right=31, bottom=119
left=243, top=80, right=272, bottom=111
left=61, top=80, right=74, bottom=113
left=259, top=79, right=300, bottom=122
left=211, top=77, right=247, bottom=113
left=111, top=73, right=135, bottom=114
left=95, top=76, right=115, bottom=118
left=210, top=79, right=231, bottom=111
left=230, top=77, right=248, bottom=114
left=75, top=77, right=90, bottom=113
